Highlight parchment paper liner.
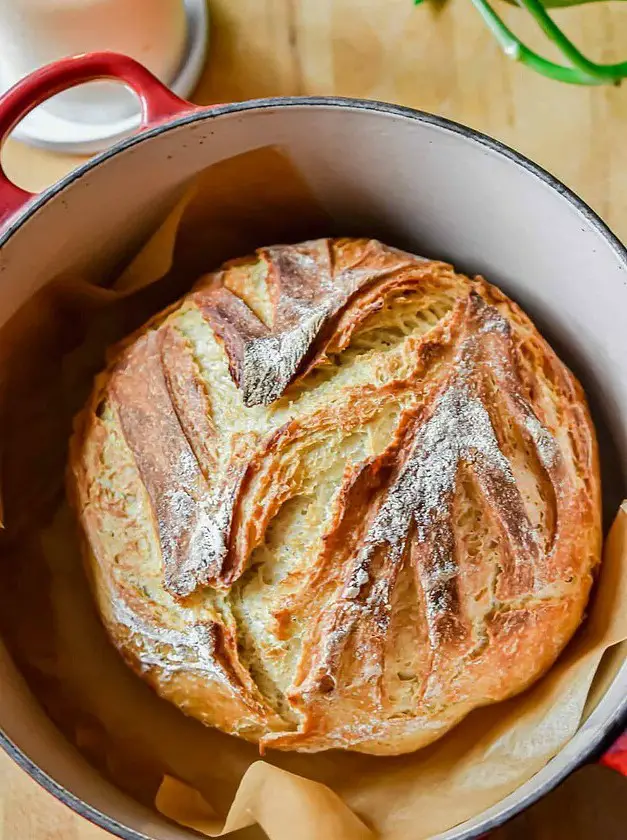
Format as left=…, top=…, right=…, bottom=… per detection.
left=0, top=147, right=624, bottom=840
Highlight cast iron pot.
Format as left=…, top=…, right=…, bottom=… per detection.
left=0, top=52, right=625, bottom=840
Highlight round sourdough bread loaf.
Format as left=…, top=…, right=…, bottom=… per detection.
left=69, top=238, right=601, bottom=755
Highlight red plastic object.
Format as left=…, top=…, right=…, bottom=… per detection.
left=0, top=51, right=198, bottom=226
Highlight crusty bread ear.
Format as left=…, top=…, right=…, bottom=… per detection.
left=68, top=239, right=601, bottom=755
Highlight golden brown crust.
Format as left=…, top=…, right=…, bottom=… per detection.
left=193, top=240, right=420, bottom=408
left=68, top=238, right=601, bottom=755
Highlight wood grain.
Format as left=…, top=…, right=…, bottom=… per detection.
left=1, top=1, right=627, bottom=837
left=0, top=748, right=106, bottom=840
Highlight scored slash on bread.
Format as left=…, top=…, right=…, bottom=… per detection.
left=68, top=239, right=601, bottom=755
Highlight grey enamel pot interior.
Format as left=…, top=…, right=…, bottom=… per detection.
left=0, top=56, right=626, bottom=840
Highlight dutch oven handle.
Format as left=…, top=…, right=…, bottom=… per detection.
left=601, top=731, right=627, bottom=775
left=0, top=51, right=199, bottom=226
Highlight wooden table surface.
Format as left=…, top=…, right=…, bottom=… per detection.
left=2, top=1, right=627, bottom=837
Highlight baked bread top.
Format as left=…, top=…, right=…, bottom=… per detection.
left=69, top=238, right=601, bottom=755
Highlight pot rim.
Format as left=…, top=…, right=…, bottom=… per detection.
left=1, top=94, right=626, bottom=840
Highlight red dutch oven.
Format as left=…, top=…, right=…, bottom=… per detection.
left=0, top=52, right=625, bottom=840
